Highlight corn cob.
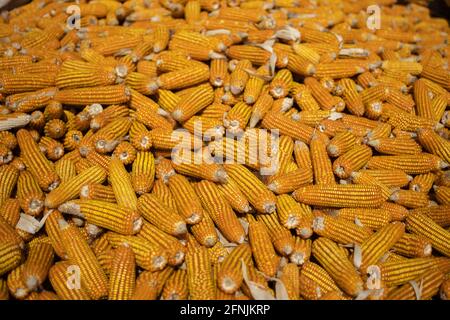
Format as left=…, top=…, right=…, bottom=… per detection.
left=16, top=170, right=44, bottom=217
left=367, top=154, right=447, bottom=174
left=54, top=85, right=130, bottom=105
left=410, top=206, right=450, bottom=228
left=392, top=233, right=433, bottom=258
left=312, top=237, right=364, bottom=297
left=217, top=244, right=252, bottom=294
left=216, top=177, right=251, bottom=214
left=390, top=190, right=429, bottom=209
left=162, top=269, right=189, bottom=300
left=130, top=151, right=155, bottom=195
left=108, top=244, right=136, bottom=300
left=333, top=145, right=372, bottom=179
left=48, top=261, right=91, bottom=300
left=224, top=164, right=276, bottom=214
left=257, top=212, right=295, bottom=256
left=132, top=268, right=173, bottom=300
left=58, top=200, right=142, bottom=236
left=189, top=208, right=217, bottom=247
left=194, top=180, right=245, bottom=244
left=22, top=240, right=54, bottom=291
left=138, top=222, right=185, bottom=267
left=361, top=169, right=412, bottom=188
left=310, top=133, right=335, bottom=185
left=58, top=218, right=108, bottom=300
left=106, top=232, right=168, bottom=272
left=410, top=173, right=436, bottom=193
left=293, top=184, right=385, bottom=208
left=417, top=128, right=450, bottom=165
left=16, top=129, right=59, bottom=191
left=186, top=246, right=215, bottom=300
left=387, top=268, right=445, bottom=300
left=247, top=215, right=279, bottom=277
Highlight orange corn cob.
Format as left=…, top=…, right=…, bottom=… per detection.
left=58, top=218, right=108, bottom=300
left=54, top=85, right=130, bottom=105
left=16, top=129, right=59, bottom=191
left=172, top=83, right=214, bottom=123
left=16, top=170, right=45, bottom=217
left=194, top=180, right=245, bottom=244
left=332, top=144, right=372, bottom=179
left=48, top=261, right=91, bottom=300
left=161, top=269, right=189, bottom=300
left=186, top=246, right=216, bottom=300
left=392, top=233, right=432, bottom=258
left=22, top=240, right=54, bottom=291
left=312, top=237, right=364, bottom=297
left=224, top=101, right=252, bottom=135
left=58, top=200, right=142, bottom=236
left=390, top=190, right=429, bottom=209
left=130, top=151, right=155, bottom=195
left=132, top=268, right=173, bottom=300
left=257, top=212, right=295, bottom=256
left=80, top=183, right=115, bottom=203
left=368, top=137, right=422, bottom=155
left=406, top=212, right=450, bottom=257
left=137, top=193, right=187, bottom=236
left=361, top=169, right=412, bottom=188
left=367, top=154, right=447, bottom=174
left=310, top=133, right=335, bottom=185
left=156, top=65, right=210, bottom=90
left=336, top=208, right=391, bottom=230
left=293, top=184, right=384, bottom=208
left=350, top=171, right=392, bottom=201
left=217, top=243, right=252, bottom=294
left=410, top=206, right=450, bottom=228
left=106, top=232, right=168, bottom=272
left=189, top=207, right=217, bottom=247
left=387, top=268, right=445, bottom=300
left=109, top=156, right=138, bottom=210
left=410, top=173, right=436, bottom=193
left=268, top=167, right=313, bottom=194
left=45, top=166, right=106, bottom=209
left=248, top=215, right=279, bottom=278
left=167, top=174, right=204, bottom=224
left=299, top=261, right=341, bottom=300
left=108, top=244, right=136, bottom=300
left=417, top=128, right=450, bottom=165
left=216, top=178, right=252, bottom=214
left=224, top=164, right=277, bottom=214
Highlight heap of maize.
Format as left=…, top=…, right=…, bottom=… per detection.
left=0, top=0, right=449, bottom=300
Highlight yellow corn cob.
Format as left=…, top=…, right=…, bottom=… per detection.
left=376, top=257, right=450, bottom=286
left=333, top=144, right=372, bottom=179
left=365, top=123, right=392, bottom=141
left=410, top=206, right=450, bottom=228
left=113, top=142, right=137, bottom=165
left=129, top=121, right=152, bottom=152
left=278, top=263, right=300, bottom=300
left=108, top=243, right=136, bottom=300
left=244, top=65, right=271, bottom=105
left=216, top=177, right=252, bottom=214
left=207, top=241, right=229, bottom=265
left=386, top=110, right=438, bottom=132
left=390, top=190, right=429, bottom=209
left=267, top=167, right=313, bottom=194
left=58, top=218, right=108, bottom=299
left=304, top=77, right=342, bottom=111
left=172, top=83, right=214, bottom=123
left=257, top=212, right=295, bottom=256
left=210, top=58, right=228, bottom=87
left=22, top=240, right=54, bottom=291
left=186, top=246, right=216, bottom=300
left=350, top=171, right=392, bottom=200
left=392, top=233, right=433, bottom=258
left=109, top=156, right=138, bottom=210
left=367, top=154, right=447, bottom=174
left=336, top=208, right=392, bottom=230
left=194, top=180, right=245, bottom=244
left=293, top=184, right=385, bottom=208
left=361, top=169, right=412, bottom=188
left=189, top=208, right=217, bottom=247
left=441, top=278, right=450, bottom=300
left=132, top=267, right=173, bottom=300
left=167, top=174, right=204, bottom=224
left=16, top=170, right=44, bottom=217
left=435, top=186, right=450, bottom=205
left=162, top=269, right=189, bottom=300
left=16, top=129, right=59, bottom=191
left=414, top=79, right=435, bottom=120
left=58, top=200, right=142, bottom=235
left=0, top=72, right=56, bottom=94
left=248, top=215, right=279, bottom=277
left=137, top=193, right=187, bottom=236
left=217, top=243, right=252, bottom=294
left=356, top=222, right=405, bottom=273
left=312, top=214, right=373, bottom=245
left=388, top=268, right=445, bottom=300
left=224, top=101, right=252, bottom=135
left=0, top=238, right=22, bottom=277
left=417, top=128, right=450, bottom=165
left=249, top=91, right=273, bottom=128
left=136, top=60, right=157, bottom=77
left=48, top=261, right=91, bottom=300
left=150, top=128, right=202, bottom=151
left=287, top=52, right=316, bottom=77
left=54, top=85, right=130, bottom=105
left=0, top=199, right=20, bottom=228
left=338, top=78, right=364, bottom=116
left=156, top=65, right=210, bottom=90
left=261, top=111, right=321, bottom=144
left=310, top=133, right=335, bottom=185
left=289, top=236, right=311, bottom=265
left=106, top=232, right=168, bottom=272
left=299, top=261, right=341, bottom=300
left=290, top=83, right=320, bottom=112
left=229, top=59, right=252, bottom=95
left=6, top=264, right=29, bottom=300
left=79, top=183, right=115, bottom=203
left=130, top=151, right=155, bottom=195
left=312, top=237, right=364, bottom=297
left=91, top=117, right=132, bottom=154
left=138, top=222, right=185, bottom=267
left=224, top=164, right=276, bottom=214
left=44, top=210, right=67, bottom=259
left=406, top=212, right=450, bottom=257
left=45, top=165, right=106, bottom=209
left=368, top=137, right=422, bottom=156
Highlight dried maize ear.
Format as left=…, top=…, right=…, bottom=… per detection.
left=217, top=243, right=252, bottom=294
left=58, top=219, right=108, bottom=299
left=108, top=244, right=136, bottom=300
left=22, top=241, right=54, bottom=291
left=186, top=246, right=215, bottom=300
left=248, top=216, right=279, bottom=278
left=387, top=268, right=444, bottom=300
left=392, top=233, right=433, bottom=258
left=224, top=164, right=276, bottom=214
left=54, top=85, right=130, bottom=105
left=131, top=151, right=155, bottom=195
left=390, top=190, right=429, bottom=209
left=59, top=200, right=142, bottom=236
left=367, top=154, right=447, bottom=174
left=132, top=267, right=173, bottom=300
left=336, top=208, right=392, bottom=230
left=310, top=133, right=335, bottom=185
left=312, top=237, right=364, bottom=297
left=162, top=269, right=189, bottom=300
left=48, top=261, right=91, bottom=300
left=268, top=167, right=313, bottom=194
left=417, top=128, right=450, bottom=165
left=16, top=170, right=44, bottom=217
left=410, top=206, right=450, bottom=228
left=293, top=184, right=385, bottom=208
left=109, top=156, right=138, bottom=210
left=16, top=129, right=59, bottom=191
left=257, top=212, right=295, bottom=256
left=189, top=208, right=217, bottom=247
left=333, top=144, right=372, bottom=179
left=409, top=173, right=436, bottom=193
left=216, top=177, right=252, bottom=214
